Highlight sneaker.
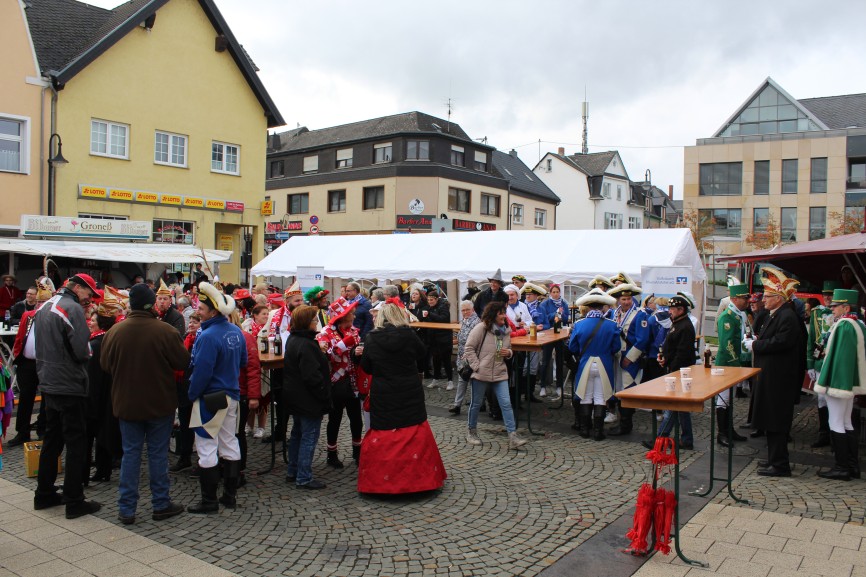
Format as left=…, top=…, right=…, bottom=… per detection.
left=550, top=388, right=562, bottom=401
left=152, top=502, right=184, bottom=521
left=539, top=387, right=547, bottom=398
left=466, top=429, right=482, bottom=446
left=426, top=380, right=438, bottom=389
left=604, top=412, right=618, bottom=424
left=508, top=432, right=529, bottom=450
left=446, top=381, right=455, bottom=391
left=244, top=424, right=252, bottom=436
left=253, top=427, right=265, bottom=439
left=66, top=500, right=101, bottom=520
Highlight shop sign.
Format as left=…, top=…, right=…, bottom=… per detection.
left=452, top=218, right=496, bottom=231
left=160, top=193, right=182, bottom=206
left=183, top=196, right=205, bottom=208
left=206, top=199, right=226, bottom=211
left=284, top=221, right=303, bottom=231
left=395, top=214, right=433, bottom=229
left=261, top=201, right=274, bottom=216
left=265, top=222, right=282, bottom=233
left=20, top=215, right=152, bottom=240
left=226, top=201, right=244, bottom=213
left=80, top=186, right=107, bottom=199
left=78, top=184, right=246, bottom=213
left=135, top=191, right=159, bottom=203
left=109, top=189, right=133, bottom=201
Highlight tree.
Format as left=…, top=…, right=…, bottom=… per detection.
left=677, top=210, right=715, bottom=258
left=744, top=213, right=780, bottom=249
left=828, top=209, right=863, bottom=237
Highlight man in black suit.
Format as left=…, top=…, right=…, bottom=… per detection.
left=745, top=268, right=807, bottom=477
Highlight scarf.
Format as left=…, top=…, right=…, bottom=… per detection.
left=90, top=330, right=106, bottom=340
left=585, top=309, right=603, bottom=318
left=249, top=320, right=264, bottom=338
left=269, top=306, right=288, bottom=337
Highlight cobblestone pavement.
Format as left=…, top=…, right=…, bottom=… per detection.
left=0, top=378, right=862, bottom=576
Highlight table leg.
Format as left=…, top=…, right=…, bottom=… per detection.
left=673, top=417, right=710, bottom=568
left=256, top=369, right=278, bottom=475
left=726, top=386, right=749, bottom=504
left=524, top=364, right=543, bottom=436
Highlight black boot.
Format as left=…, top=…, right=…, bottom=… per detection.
left=847, top=430, right=861, bottom=480
left=608, top=408, right=633, bottom=436
left=352, top=443, right=361, bottom=465
left=187, top=465, right=220, bottom=514
left=570, top=401, right=582, bottom=432
left=218, top=460, right=240, bottom=509
left=818, top=432, right=851, bottom=481
left=716, top=408, right=732, bottom=447
left=592, top=405, right=606, bottom=441
left=527, top=374, right=541, bottom=402
left=811, top=406, right=831, bottom=448
left=576, top=404, right=591, bottom=438
left=327, top=449, right=344, bottom=469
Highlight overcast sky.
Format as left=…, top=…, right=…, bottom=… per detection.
left=85, top=0, right=865, bottom=198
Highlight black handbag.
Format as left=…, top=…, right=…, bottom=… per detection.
left=202, top=391, right=228, bottom=413
left=459, top=330, right=487, bottom=381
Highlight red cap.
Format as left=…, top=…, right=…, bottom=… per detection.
left=234, top=288, right=251, bottom=300
left=70, top=273, right=99, bottom=295
left=91, top=288, right=104, bottom=303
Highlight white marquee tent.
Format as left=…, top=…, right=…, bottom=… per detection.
left=0, top=238, right=232, bottom=264
left=251, top=228, right=707, bottom=285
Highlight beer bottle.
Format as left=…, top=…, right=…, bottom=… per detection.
left=273, top=331, right=282, bottom=356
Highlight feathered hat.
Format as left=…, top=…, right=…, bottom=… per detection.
left=761, top=266, right=799, bottom=301
left=156, top=278, right=172, bottom=296
left=198, top=281, right=236, bottom=315
left=576, top=288, right=616, bottom=307
left=35, top=277, right=55, bottom=301
left=97, top=289, right=124, bottom=318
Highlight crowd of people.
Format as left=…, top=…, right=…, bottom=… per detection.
left=0, top=259, right=862, bottom=523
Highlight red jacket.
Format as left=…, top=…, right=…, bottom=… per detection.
left=0, top=285, right=23, bottom=316
left=239, top=331, right=262, bottom=399
left=12, top=309, right=37, bottom=360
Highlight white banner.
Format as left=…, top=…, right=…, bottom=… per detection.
left=21, top=214, right=151, bottom=240
left=640, top=266, right=692, bottom=299
left=297, top=266, right=325, bottom=296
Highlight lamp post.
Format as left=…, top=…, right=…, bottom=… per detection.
left=641, top=169, right=652, bottom=228
left=47, top=133, right=68, bottom=216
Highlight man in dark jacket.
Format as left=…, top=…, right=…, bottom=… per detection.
left=9, top=285, right=37, bottom=324
left=33, top=274, right=100, bottom=519
left=346, top=281, right=373, bottom=338
left=747, top=269, right=807, bottom=477
left=100, top=284, right=191, bottom=524
left=155, top=279, right=185, bottom=336
left=473, top=268, right=508, bottom=318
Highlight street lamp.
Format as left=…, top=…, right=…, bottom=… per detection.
left=47, top=133, right=68, bottom=216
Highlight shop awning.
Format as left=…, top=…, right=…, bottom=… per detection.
left=0, top=238, right=232, bottom=264
left=717, top=232, right=866, bottom=263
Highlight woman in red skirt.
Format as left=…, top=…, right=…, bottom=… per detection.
left=358, top=301, right=446, bottom=494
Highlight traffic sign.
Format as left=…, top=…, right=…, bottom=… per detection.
left=275, top=232, right=289, bottom=240
left=310, top=215, right=319, bottom=224
left=309, top=225, right=319, bottom=234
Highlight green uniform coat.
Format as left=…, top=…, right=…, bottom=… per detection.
left=715, top=305, right=750, bottom=367
left=815, top=317, right=866, bottom=399
left=806, top=305, right=833, bottom=372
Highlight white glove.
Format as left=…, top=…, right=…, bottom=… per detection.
left=808, top=369, right=817, bottom=382
left=742, top=338, right=754, bottom=352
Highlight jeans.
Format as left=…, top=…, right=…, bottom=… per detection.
left=286, top=415, right=323, bottom=485
left=36, top=394, right=88, bottom=503
left=658, top=410, right=693, bottom=447
left=118, top=415, right=173, bottom=517
left=468, top=379, right=516, bottom=433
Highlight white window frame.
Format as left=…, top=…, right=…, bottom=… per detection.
left=0, top=113, right=30, bottom=174
left=152, top=219, right=195, bottom=244
left=534, top=208, right=547, bottom=228
left=154, top=130, right=187, bottom=168
left=303, top=155, right=318, bottom=173
left=474, top=150, right=488, bottom=171
left=373, top=142, right=392, bottom=164
left=605, top=212, right=622, bottom=229
left=451, top=145, right=465, bottom=166
left=628, top=216, right=641, bottom=229
left=211, top=141, right=240, bottom=175
left=91, top=119, right=129, bottom=159
left=336, top=148, right=353, bottom=169
left=603, top=182, right=611, bottom=199
left=511, top=203, right=524, bottom=225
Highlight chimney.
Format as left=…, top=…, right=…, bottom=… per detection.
left=668, top=185, right=674, bottom=199
left=558, top=147, right=565, bottom=156
left=509, top=149, right=518, bottom=158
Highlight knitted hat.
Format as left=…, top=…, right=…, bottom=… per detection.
left=129, top=283, right=156, bottom=311
left=199, top=281, right=236, bottom=315
left=503, top=284, right=520, bottom=296
left=577, top=288, right=616, bottom=307
left=156, top=278, right=172, bottom=296
left=328, top=297, right=358, bottom=326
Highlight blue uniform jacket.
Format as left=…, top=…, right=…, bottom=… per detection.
left=567, top=315, right=621, bottom=401
left=539, top=298, right=569, bottom=330
left=188, top=314, right=247, bottom=403
left=616, top=304, right=652, bottom=387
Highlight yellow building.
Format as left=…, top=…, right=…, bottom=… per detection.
left=683, top=77, right=866, bottom=259
left=20, top=0, right=283, bottom=282
left=0, top=0, right=50, bottom=235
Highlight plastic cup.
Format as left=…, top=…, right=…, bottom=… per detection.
left=664, top=377, right=676, bottom=392
left=679, top=367, right=692, bottom=378
left=681, top=377, right=693, bottom=393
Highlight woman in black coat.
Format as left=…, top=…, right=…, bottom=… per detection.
left=358, top=302, right=446, bottom=494
left=283, top=305, right=332, bottom=489
left=424, top=290, right=454, bottom=386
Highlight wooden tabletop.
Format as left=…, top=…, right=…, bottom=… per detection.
left=259, top=352, right=284, bottom=369
left=616, top=366, right=760, bottom=413
left=511, top=329, right=571, bottom=352
left=410, top=321, right=461, bottom=331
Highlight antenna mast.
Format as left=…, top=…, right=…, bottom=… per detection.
left=445, top=97, right=453, bottom=134
left=581, top=96, right=589, bottom=155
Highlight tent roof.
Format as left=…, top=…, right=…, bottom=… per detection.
left=0, top=238, right=231, bottom=264
left=251, top=229, right=707, bottom=284
left=718, top=233, right=866, bottom=263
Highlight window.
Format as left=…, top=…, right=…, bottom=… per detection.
left=754, top=160, right=770, bottom=195
left=603, top=183, right=611, bottom=198
left=810, top=158, right=827, bottom=193
left=699, top=162, right=742, bottom=196
left=336, top=148, right=353, bottom=169
left=328, top=189, right=346, bottom=213
left=211, top=141, right=239, bottom=174
left=288, top=193, right=309, bottom=214
left=269, top=160, right=284, bottom=179
left=698, top=208, right=742, bottom=237
left=604, top=212, right=622, bottom=229
left=451, top=145, right=465, bottom=166
left=511, top=204, right=524, bottom=225
left=91, top=119, right=128, bottom=159
left=753, top=208, right=769, bottom=233
left=152, top=219, right=194, bottom=244
left=78, top=213, right=127, bottom=220
left=781, top=207, right=797, bottom=242
left=448, top=187, right=471, bottom=212
left=617, top=185, right=622, bottom=201
left=851, top=160, right=866, bottom=184
left=363, top=186, right=384, bottom=210
left=809, top=207, right=826, bottom=240
left=781, top=159, right=798, bottom=193
left=480, top=193, right=500, bottom=217
left=474, top=151, right=488, bottom=171
left=407, top=140, right=429, bottom=160
left=628, top=216, right=641, bottom=229
left=154, top=131, right=187, bottom=167
left=303, top=155, right=318, bottom=173
left=718, top=84, right=821, bottom=137
left=0, top=115, right=27, bottom=173
left=373, top=142, right=392, bottom=163
left=534, top=209, right=547, bottom=228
